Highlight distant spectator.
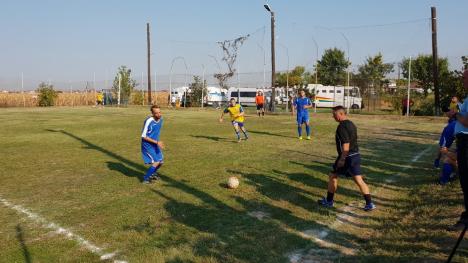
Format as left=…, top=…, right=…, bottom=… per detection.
left=434, top=106, right=457, bottom=185
left=402, top=97, right=414, bottom=116
left=95, top=91, right=103, bottom=107
left=450, top=96, right=462, bottom=113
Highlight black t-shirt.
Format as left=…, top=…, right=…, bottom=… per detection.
left=335, top=120, right=359, bottom=156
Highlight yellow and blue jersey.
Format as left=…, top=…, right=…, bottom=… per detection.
left=224, top=104, right=244, bottom=123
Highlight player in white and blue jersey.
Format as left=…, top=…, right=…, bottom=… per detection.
left=293, top=89, right=313, bottom=140
left=141, top=105, right=164, bottom=184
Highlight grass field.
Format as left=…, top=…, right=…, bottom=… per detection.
left=1, top=106, right=467, bottom=263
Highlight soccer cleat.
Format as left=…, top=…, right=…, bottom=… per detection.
left=317, top=197, right=334, bottom=208
left=363, top=202, right=376, bottom=211
left=150, top=174, right=160, bottom=181
left=142, top=180, right=151, bottom=184
left=298, top=136, right=303, bottom=140
left=306, top=136, right=311, bottom=140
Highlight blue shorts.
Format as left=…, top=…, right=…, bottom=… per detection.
left=232, top=121, right=244, bottom=127
left=332, top=153, right=361, bottom=177
left=141, top=143, right=163, bottom=164
left=296, top=114, right=309, bottom=125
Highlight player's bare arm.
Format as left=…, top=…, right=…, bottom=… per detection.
left=338, top=143, right=350, bottom=167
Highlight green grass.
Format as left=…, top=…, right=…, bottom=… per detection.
left=0, top=106, right=466, bottom=263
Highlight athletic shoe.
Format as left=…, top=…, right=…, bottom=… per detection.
left=317, top=197, right=334, bottom=208
left=306, top=136, right=311, bottom=140
left=142, top=180, right=151, bottom=184
left=150, top=174, right=160, bottom=181
left=237, top=139, right=242, bottom=143
left=299, top=136, right=303, bottom=140
left=363, top=203, right=376, bottom=211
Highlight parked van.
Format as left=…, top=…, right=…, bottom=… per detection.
left=307, top=84, right=362, bottom=109
left=205, top=86, right=228, bottom=107
left=227, top=88, right=267, bottom=106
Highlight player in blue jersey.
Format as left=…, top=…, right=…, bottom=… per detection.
left=141, top=105, right=164, bottom=184
left=293, top=89, right=313, bottom=140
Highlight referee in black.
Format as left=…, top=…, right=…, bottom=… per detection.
left=318, top=105, right=376, bottom=211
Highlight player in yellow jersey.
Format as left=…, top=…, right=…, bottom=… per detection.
left=219, top=98, right=249, bottom=142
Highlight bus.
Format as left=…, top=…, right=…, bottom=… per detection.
left=307, top=84, right=362, bottom=109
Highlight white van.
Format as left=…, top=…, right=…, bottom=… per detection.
left=307, top=84, right=362, bottom=109
left=227, top=88, right=266, bottom=106
left=205, top=86, right=228, bottom=107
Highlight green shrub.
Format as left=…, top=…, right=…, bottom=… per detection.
left=36, top=83, right=58, bottom=107
left=132, top=91, right=144, bottom=105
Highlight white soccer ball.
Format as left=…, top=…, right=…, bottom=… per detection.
left=227, top=176, right=239, bottom=189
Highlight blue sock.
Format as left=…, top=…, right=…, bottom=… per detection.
left=440, top=163, right=453, bottom=184
left=235, top=131, right=240, bottom=140
left=305, top=125, right=311, bottom=136
left=297, top=126, right=302, bottom=137
left=144, top=166, right=157, bottom=181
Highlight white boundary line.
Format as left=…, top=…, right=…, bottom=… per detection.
left=289, top=144, right=434, bottom=262
left=0, top=196, right=127, bottom=263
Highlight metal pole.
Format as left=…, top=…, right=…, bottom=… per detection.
left=93, top=72, right=96, bottom=106
left=407, top=56, right=412, bottom=117
left=311, top=36, right=319, bottom=84
left=141, top=72, right=145, bottom=106
left=118, top=73, right=121, bottom=107
left=267, top=10, right=276, bottom=112
left=147, top=23, right=152, bottom=104
left=70, top=81, right=73, bottom=107
left=21, top=72, right=25, bottom=107
left=431, top=7, right=440, bottom=116
left=202, top=64, right=205, bottom=108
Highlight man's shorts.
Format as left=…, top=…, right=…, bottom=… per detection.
left=141, top=143, right=163, bottom=164
left=232, top=121, right=244, bottom=127
left=332, top=153, right=361, bottom=177
left=256, top=104, right=264, bottom=110
left=296, top=113, right=310, bottom=125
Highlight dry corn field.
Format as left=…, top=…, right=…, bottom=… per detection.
left=0, top=91, right=169, bottom=107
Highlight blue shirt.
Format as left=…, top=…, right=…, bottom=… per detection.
left=455, top=96, right=468, bottom=135
left=440, top=120, right=456, bottom=148
left=141, top=117, right=163, bottom=145
left=294, top=97, right=312, bottom=115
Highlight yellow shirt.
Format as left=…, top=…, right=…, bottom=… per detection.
left=450, top=102, right=459, bottom=112
left=96, top=93, right=103, bottom=102
left=224, top=104, right=245, bottom=122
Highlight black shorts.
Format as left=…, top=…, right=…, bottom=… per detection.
left=332, top=153, right=361, bottom=177
left=256, top=104, right=264, bottom=110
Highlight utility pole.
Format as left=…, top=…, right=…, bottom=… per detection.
left=264, top=4, right=276, bottom=112
left=431, top=7, right=440, bottom=116
left=147, top=23, right=152, bottom=105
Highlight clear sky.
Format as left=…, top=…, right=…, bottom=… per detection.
left=1, top=0, right=467, bottom=90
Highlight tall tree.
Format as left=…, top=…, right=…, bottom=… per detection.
left=357, top=53, right=394, bottom=93
left=316, top=48, right=349, bottom=86
left=112, top=66, right=137, bottom=104
left=275, top=66, right=308, bottom=87
left=400, top=55, right=449, bottom=96
left=188, top=75, right=207, bottom=107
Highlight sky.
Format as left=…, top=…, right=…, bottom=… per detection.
left=1, top=0, right=467, bottom=90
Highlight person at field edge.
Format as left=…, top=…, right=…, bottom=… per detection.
left=293, top=89, right=313, bottom=140
left=96, top=91, right=104, bottom=107
left=255, top=91, right=265, bottom=117
left=402, top=97, right=414, bottom=116
left=141, top=105, right=164, bottom=184
left=318, top=106, right=376, bottom=211
left=450, top=96, right=462, bottom=113
left=449, top=69, right=468, bottom=231
left=219, top=98, right=248, bottom=142
left=434, top=106, right=457, bottom=185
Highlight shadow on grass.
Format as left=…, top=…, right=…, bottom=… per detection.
left=16, top=224, right=31, bottom=263
left=248, top=130, right=295, bottom=138
left=190, top=135, right=236, bottom=143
